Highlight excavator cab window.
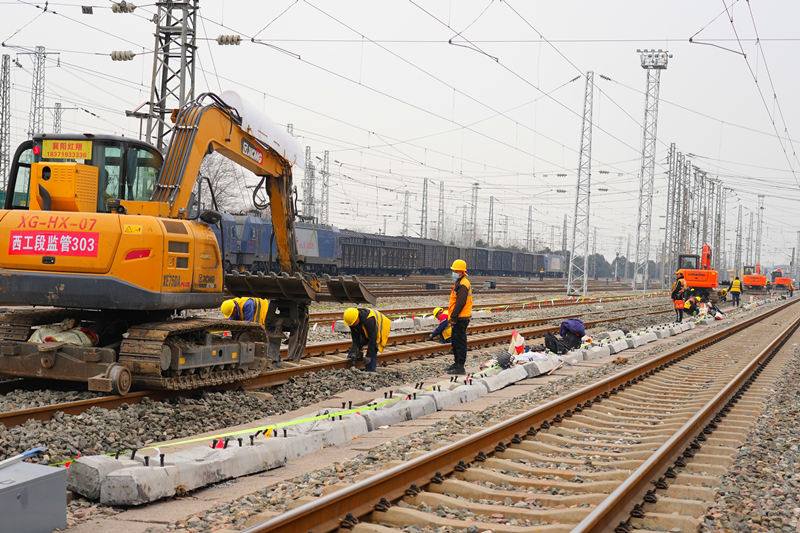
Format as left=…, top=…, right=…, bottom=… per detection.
left=678, top=254, right=699, bottom=270
left=743, top=266, right=755, bottom=276
left=6, top=142, right=34, bottom=209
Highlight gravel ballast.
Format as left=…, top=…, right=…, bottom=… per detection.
left=700, top=343, right=800, bottom=532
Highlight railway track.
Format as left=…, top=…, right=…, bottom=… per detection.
left=242, top=298, right=799, bottom=533
left=0, top=304, right=672, bottom=428
left=307, top=292, right=664, bottom=324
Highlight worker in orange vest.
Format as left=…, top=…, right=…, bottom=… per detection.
left=446, top=259, right=472, bottom=375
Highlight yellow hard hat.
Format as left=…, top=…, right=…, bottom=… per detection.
left=433, top=307, right=443, bottom=318
left=451, top=259, right=467, bottom=271
left=343, top=308, right=359, bottom=326
left=683, top=300, right=691, bottom=309
left=220, top=299, right=235, bottom=318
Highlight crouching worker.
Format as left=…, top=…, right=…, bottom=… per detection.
left=343, top=307, right=391, bottom=372
left=428, top=307, right=452, bottom=343
left=220, top=297, right=270, bottom=325
left=559, top=318, right=586, bottom=350
left=683, top=296, right=701, bottom=317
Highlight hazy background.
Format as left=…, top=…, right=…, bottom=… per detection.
left=3, top=0, right=799, bottom=267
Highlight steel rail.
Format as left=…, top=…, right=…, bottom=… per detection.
left=307, top=292, right=664, bottom=323
left=243, top=299, right=797, bottom=533
left=573, top=307, right=800, bottom=532
left=0, top=307, right=670, bottom=428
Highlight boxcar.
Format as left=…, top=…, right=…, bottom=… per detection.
left=490, top=249, right=513, bottom=275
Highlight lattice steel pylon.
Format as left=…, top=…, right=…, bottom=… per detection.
left=632, top=50, right=670, bottom=291
left=52, top=102, right=62, bottom=133
left=27, top=45, right=46, bottom=139
left=469, top=182, right=479, bottom=246
left=795, top=231, right=800, bottom=281
left=745, top=212, right=753, bottom=265
left=302, top=146, right=315, bottom=220
left=401, top=190, right=409, bottom=236
left=567, top=71, right=594, bottom=296
left=437, top=181, right=445, bottom=240
left=487, top=195, right=494, bottom=246
left=0, top=54, right=10, bottom=188
left=734, top=203, right=743, bottom=277
left=755, top=194, right=765, bottom=266
left=663, top=143, right=678, bottom=284
left=526, top=205, right=533, bottom=252
left=146, top=0, right=198, bottom=152
left=561, top=214, right=567, bottom=254
left=320, top=150, right=329, bottom=225
left=420, top=177, right=428, bottom=239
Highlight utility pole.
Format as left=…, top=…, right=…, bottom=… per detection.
left=755, top=194, right=765, bottom=266
left=420, top=178, right=428, bottom=239
left=561, top=214, right=568, bottom=254
left=633, top=49, right=670, bottom=291
left=27, top=46, right=46, bottom=138
left=437, top=181, right=445, bottom=241
left=302, top=146, right=315, bottom=220
left=550, top=226, right=556, bottom=251
left=590, top=226, right=597, bottom=279
left=487, top=195, right=494, bottom=246
left=567, top=71, right=595, bottom=296
left=526, top=205, right=533, bottom=252
left=469, top=183, right=479, bottom=246
left=146, top=0, right=198, bottom=151
left=501, top=215, right=509, bottom=246
left=734, top=204, right=742, bottom=278
left=0, top=54, right=10, bottom=189
left=320, top=150, right=330, bottom=225
left=402, top=190, right=409, bottom=236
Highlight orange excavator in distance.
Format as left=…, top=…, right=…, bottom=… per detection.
left=0, top=91, right=374, bottom=394
left=676, top=244, right=720, bottom=302
left=742, top=264, right=768, bottom=292
left=770, top=269, right=792, bottom=292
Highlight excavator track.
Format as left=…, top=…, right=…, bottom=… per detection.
left=0, top=309, right=75, bottom=342
left=118, top=318, right=269, bottom=391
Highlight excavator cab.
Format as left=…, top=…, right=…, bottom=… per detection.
left=5, top=135, right=162, bottom=214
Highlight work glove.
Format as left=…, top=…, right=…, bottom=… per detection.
left=428, top=334, right=435, bottom=341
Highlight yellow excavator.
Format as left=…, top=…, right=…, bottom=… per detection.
left=0, top=91, right=374, bottom=394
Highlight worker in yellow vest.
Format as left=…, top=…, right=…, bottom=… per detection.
left=428, top=307, right=452, bottom=343
left=727, top=276, right=742, bottom=307
left=342, top=308, right=391, bottom=372
left=220, top=297, right=269, bottom=325
left=446, top=259, right=472, bottom=375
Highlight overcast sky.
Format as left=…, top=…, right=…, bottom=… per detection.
left=3, top=0, right=799, bottom=268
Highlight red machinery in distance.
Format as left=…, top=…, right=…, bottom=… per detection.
left=677, top=244, right=719, bottom=301
left=742, top=264, right=768, bottom=292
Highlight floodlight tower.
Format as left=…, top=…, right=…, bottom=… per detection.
left=632, top=49, right=671, bottom=291
left=566, top=71, right=594, bottom=296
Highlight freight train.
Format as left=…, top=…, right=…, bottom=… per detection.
left=212, top=214, right=565, bottom=277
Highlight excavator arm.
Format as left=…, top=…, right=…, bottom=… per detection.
left=146, top=92, right=374, bottom=361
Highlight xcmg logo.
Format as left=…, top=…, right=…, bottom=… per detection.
left=241, top=139, right=263, bottom=165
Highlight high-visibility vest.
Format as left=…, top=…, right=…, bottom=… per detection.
left=448, top=276, right=473, bottom=319
left=233, top=297, right=270, bottom=325
left=363, top=309, right=391, bottom=353
left=729, top=279, right=741, bottom=293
